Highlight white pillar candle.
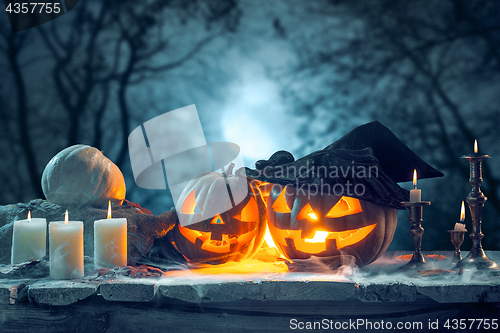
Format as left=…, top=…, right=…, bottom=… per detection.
left=49, top=211, right=83, bottom=279
left=410, top=169, right=421, bottom=203
left=11, top=212, right=47, bottom=264
left=409, top=189, right=421, bottom=203
left=94, top=202, right=127, bottom=269
left=94, top=219, right=127, bottom=269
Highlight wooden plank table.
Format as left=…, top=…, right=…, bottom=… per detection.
left=1, top=251, right=500, bottom=332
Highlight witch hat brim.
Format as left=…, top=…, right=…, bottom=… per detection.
left=325, top=121, right=443, bottom=182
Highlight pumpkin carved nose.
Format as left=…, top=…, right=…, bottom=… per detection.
left=210, top=214, right=225, bottom=225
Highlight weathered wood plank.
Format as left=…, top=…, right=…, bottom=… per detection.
left=2, top=251, right=500, bottom=309
left=28, top=280, right=99, bottom=306
left=0, top=279, right=32, bottom=304
left=1, top=297, right=499, bottom=333
left=417, top=284, right=500, bottom=303
left=159, top=280, right=356, bottom=303
left=100, top=279, right=158, bottom=302
left=356, top=282, right=416, bottom=302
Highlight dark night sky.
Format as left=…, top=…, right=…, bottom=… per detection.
left=1, top=0, right=499, bottom=252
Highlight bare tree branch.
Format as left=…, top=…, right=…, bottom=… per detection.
left=7, top=32, right=44, bottom=198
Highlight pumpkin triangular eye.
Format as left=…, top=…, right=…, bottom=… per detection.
left=272, top=187, right=291, bottom=213
left=296, top=203, right=318, bottom=221
left=181, top=190, right=201, bottom=214
left=325, top=196, right=362, bottom=218
left=210, top=214, right=225, bottom=225
left=234, top=197, right=259, bottom=221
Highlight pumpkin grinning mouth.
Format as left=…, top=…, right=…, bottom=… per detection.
left=271, top=224, right=377, bottom=254
left=178, top=224, right=258, bottom=254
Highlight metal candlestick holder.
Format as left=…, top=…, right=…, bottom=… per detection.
left=455, top=152, right=499, bottom=271
left=399, top=201, right=431, bottom=270
left=448, top=230, right=466, bottom=263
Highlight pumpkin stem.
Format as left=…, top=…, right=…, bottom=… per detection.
left=222, top=162, right=235, bottom=177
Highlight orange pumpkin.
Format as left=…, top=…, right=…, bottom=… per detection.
left=172, top=165, right=266, bottom=264
left=267, top=185, right=397, bottom=266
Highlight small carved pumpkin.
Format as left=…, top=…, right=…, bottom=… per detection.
left=267, top=185, right=397, bottom=266
left=41, top=145, right=126, bottom=207
left=172, top=164, right=266, bottom=264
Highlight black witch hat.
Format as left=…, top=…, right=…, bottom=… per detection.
left=244, top=121, right=443, bottom=209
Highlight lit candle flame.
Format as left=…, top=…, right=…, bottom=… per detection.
left=474, top=140, right=478, bottom=153
left=107, top=200, right=112, bottom=219
left=308, top=212, right=318, bottom=220
left=27, top=211, right=31, bottom=221
left=413, top=169, right=417, bottom=188
left=460, top=201, right=465, bottom=222
left=64, top=210, right=69, bottom=224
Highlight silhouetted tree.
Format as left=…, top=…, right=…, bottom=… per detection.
left=0, top=0, right=240, bottom=207
left=272, top=0, right=500, bottom=249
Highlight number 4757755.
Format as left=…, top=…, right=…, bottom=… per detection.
left=6, top=3, right=61, bottom=14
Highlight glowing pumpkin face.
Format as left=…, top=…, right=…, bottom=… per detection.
left=173, top=166, right=266, bottom=264
left=267, top=185, right=397, bottom=266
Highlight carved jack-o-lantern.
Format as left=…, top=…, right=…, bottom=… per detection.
left=267, top=185, right=397, bottom=266
left=172, top=165, right=266, bottom=264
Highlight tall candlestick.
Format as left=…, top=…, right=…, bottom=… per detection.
left=399, top=200, right=431, bottom=270
left=94, top=201, right=127, bottom=269
left=11, top=211, right=47, bottom=264
left=455, top=140, right=499, bottom=271
left=49, top=210, right=84, bottom=279
left=409, top=169, right=421, bottom=202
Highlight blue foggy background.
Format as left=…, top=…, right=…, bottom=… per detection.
left=1, top=0, right=500, bottom=252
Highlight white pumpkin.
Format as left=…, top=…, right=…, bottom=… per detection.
left=41, top=145, right=126, bottom=207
